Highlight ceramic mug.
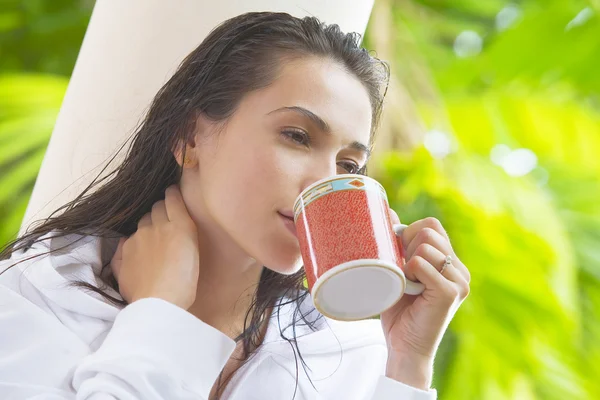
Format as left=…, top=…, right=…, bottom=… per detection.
left=293, top=174, right=425, bottom=321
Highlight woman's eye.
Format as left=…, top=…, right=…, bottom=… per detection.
left=280, top=129, right=361, bottom=173
left=338, top=161, right=360, bottom=174
left=281, top=129, right=310, bottom=147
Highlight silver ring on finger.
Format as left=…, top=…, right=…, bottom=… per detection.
left=440, top=255, right=453, bottom=275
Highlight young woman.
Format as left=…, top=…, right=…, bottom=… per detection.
left=0, top=12, right=470, bottom=400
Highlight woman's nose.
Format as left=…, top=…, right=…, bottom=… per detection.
left=299, top=160, right=340, bottom=193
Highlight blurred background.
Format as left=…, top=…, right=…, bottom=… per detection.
left=1, top=0, right=599, bottom=399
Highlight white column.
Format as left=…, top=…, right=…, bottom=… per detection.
left=21, top=0, right=374, bottom=233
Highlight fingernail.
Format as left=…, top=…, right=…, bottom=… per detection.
left=393, top=223, right=408, bottom=236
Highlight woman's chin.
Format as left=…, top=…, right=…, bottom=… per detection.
left=258, top=246, right=304, bottom=275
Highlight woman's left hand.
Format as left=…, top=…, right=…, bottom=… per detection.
left=379, top=210, right=471, bottom=390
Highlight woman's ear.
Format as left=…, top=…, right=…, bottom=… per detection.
left=174, top=113, right=206, bottom=168
left=174, top=112, right=216, bottom=168
left=174, top=145, right=198, bottom=168
left=183, top=153, right=197, bottom=168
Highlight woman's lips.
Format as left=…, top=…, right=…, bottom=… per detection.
left=279, top=210, right=295, bottom=219
left=278, top=212, right=297, bottom=238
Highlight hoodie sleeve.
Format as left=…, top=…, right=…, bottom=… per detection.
left=370, top=375, right=437, bottom=400
left=71, top=298, right=237, bottom=399
left=0, top=280, right=236, bottom=400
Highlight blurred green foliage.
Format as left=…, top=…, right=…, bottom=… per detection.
left=0, top=0, right=90, bottom=244
left=0, top=74, right=67, bottom=244
left=0, top=0, right=599, bottom=399
left=0, top=0, right=92, bottom=75
left=365, top=0, right=600, bottom=398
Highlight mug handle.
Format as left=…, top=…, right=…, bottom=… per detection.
left=393, top=224, right=426, bottom=295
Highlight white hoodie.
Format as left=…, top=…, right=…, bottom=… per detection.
left=0, top=231, right=437, bottom=399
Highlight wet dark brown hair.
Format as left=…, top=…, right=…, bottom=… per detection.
left=0, top=11, right=389, bottom=399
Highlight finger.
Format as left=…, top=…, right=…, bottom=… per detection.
left=151, top=200, right=169, bottom=224
left=393, top=223, right=410, bottom=251
left=388, top=208, right=401, bottom=226
left=453, top=261, right=470, bottom=284
left=110, top=237, right=126, bottom=281
left=405, top=227, right=453, bottom=261
left=458, top=262, right=471, bottom=284
left=403, top=255, right=449, bottom=292
left=412, top=243, right=464, bottom=285
left=405, top=229, right=470, bottom=284
left=403, top=217, right=451, bottom=250
left=164, top=185, right=192, bottom=223
left=138, top=212, right=152, bottom=228
left=406, top=255, right=469, bottom=302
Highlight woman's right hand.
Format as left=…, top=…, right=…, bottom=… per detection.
left=110, top=185, right=200, bottom=310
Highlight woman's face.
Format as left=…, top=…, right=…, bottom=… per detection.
left=181, top=57, right=373, bottom=273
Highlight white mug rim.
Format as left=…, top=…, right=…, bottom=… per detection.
left=293, top=174, right=384, bottom=218
left=310, top=259, right=406, bottom=321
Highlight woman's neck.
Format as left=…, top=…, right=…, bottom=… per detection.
left=187, top=219, right=265, bottom=340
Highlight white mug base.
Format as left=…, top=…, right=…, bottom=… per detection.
left=311, top=259, right=407, bottom=321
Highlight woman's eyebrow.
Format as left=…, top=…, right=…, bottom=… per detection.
left=350, top=141, right=371, bottom=158
left=268, top=106, right=331, bottom=132
left=267, top=106, right=371, bottom=157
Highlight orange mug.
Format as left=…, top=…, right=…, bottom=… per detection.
left=294, top=174, right=425, bottom=321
